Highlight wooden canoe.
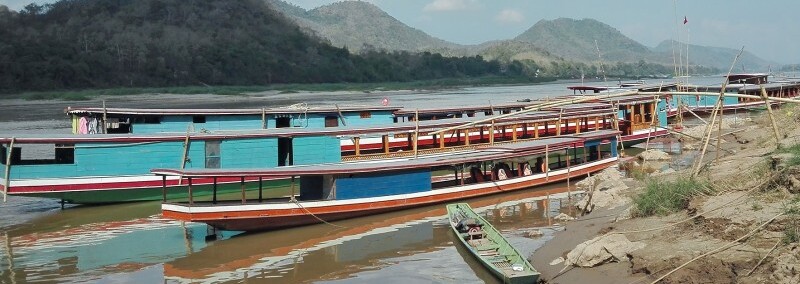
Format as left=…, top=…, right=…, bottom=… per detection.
left=447, top=203, right=540, bottom=284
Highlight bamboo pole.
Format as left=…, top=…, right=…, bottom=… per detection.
left=3, top=137, right=15, bottom=202
left=683, top=105, right=708, bottom=124
left=334, top=104, right=347, bottom=126
left=760, top=86, right=782, bottom=148
left=692, top=47, right=744, bottom=177
left=489, top=120, right=495, bottom=145
left=178, top=126, right=191, bottom=186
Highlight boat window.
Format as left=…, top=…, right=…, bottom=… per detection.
left=133, top=116, right=161, bottom=124
left=0, top=144, right=75, bottom=165
left=359, top=111, right=371, bottom=119
left=205, top=140, right=221, bottom=169
left=193, top=116, right=206, bottom=123
left=324, top=116, right=338, bottom=127
left=276, top=117, right=291, bottom=128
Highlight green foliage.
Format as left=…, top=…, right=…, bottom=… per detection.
left=778, top=143, right=800, bottom=166
left=0, top=0, right=526, bottom=94
left=783, top=198, right=800, bottom=244
left=632, top=177, right=711, bottom=217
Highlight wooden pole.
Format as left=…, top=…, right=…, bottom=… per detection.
left=258, top=177, right=263, bottom=202
left=261, top=107, right=267, bottom=129
left=334, top=104, right=347, bottom=126
left=3, top=137, right=14, bottom=203
left=545, top=145, right=549, bottom=181
left=566, top=146, right=571, bottom=199
left=353, top=137, right=361, bottom=156
left=384, top=135, right=392, bottom=153
left=556, top=109, right=563, bottom=136
left=693, top=47, right=744, bottom=177
left=188, top=177, right=193, bottom=205
left=414, top=109, right=419, bottom=159
left=212, top=177, right=218, bottom=204
left=533, top=122, right=539, bottom=138
left=102, top=100, right=108, bottom=134
left=178, top=125, right=191, bottom=186
left=161, top=175, right=167, bottom=202
left=512, top=123, right=518, bottom=141
left=240, top=176, right=246, bottom=204
left=761, top=86, right=782, bottom=148
left=290, top=176, right=296, bottom=201
left=489, top=120, right=495, bottom=145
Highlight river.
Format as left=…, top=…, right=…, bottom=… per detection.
left=0, top=78, right=723, bottom=283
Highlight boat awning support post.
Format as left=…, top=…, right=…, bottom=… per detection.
left=3, top=137, right=14, bottom=203
left=240, top=177, right=246, bottom=204
left=161, top=175, right=167, bottom=202
left=545, top=144, right=549, bottom=181
left=566, top=145, right=571, bottom=199
left=188, top=177, right=193, bottom=205
left=258, top=177, right=263, bottom=202
left=212, top=177, right=218, bottom=204
left=290, top=176, right=296, bottom=202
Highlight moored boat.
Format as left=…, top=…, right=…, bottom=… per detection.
left=155, top=130, right=620, bottom=231
left=447, top=202, right=539, bottom=284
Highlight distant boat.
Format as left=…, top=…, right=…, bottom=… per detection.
left=447, top=203, right=539, bottom=284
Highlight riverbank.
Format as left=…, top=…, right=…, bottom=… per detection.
left=533, top=106, right=800, bottom=283
left=1, top=76, right=556, bottom=101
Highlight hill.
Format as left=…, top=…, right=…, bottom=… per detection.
left=0, top=0, right=522, bottom=93
left=515, top=18, right=654, bottom=63
left=268, top=0, right=456, bottom=52
left=652, top=40, right=776, bottom=71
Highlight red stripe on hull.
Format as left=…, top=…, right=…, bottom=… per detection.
left=162, top=160, right=614, bottom=231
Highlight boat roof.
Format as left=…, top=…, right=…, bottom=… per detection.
left=597, top=94, right=660, bottom=105
left=393, top=102, right=536, bottom=116
left=0, top=108, right=617, bottom=143
left=151, top=131, right=619, bottom=177
left=65, top=105, right=402, bottom=116
left=738, top=82, right=800, bottom=92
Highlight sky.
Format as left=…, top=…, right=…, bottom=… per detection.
left=3, top=0, right=800, bottom=64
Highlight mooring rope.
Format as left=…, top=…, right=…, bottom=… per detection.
left=291, top=199, right=347, bottom=229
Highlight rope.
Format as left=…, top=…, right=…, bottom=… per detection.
left=291, top=199, right=347, bottom=229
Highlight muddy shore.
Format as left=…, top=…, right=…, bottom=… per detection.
left=532, top=107, right=800, bottom=283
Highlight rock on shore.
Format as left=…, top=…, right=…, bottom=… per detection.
left=575, top=167, right=630, bottom=211
left=564, top=234, right=645, bottom=267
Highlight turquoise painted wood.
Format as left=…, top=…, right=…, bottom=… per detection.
left=292, top=136, right=341, bottom=165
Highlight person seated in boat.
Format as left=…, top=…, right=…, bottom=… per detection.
left=492, top=162, right=512, bottom=180
left=470, top=166, right=485, bottom=183
left=534, top=157, right=545, bottom=173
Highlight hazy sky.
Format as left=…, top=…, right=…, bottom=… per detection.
left=3, top=0, right=800, bottom=63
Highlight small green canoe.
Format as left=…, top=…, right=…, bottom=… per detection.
left=447, top=203, right=540, bottom=284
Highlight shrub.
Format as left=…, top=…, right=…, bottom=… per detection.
left=632, top=177, right=711, bottom=217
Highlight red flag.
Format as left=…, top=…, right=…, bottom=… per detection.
left=683, top=16, right=688, bottom=24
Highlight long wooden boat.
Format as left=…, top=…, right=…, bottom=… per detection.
left=447, top=203, right=539, bottom=284
left=155, top=130, right=620, bottom=231
left=663, top=74, right=800, bottom=117
left=1, top=104, right=623, bottom=204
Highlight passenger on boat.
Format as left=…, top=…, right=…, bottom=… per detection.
left=534, top=157, right=545, bottom=173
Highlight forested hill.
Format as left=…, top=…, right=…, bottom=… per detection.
left=267, top=0, right=457, bottom=52
left=652, top=40, right=774, bottom=71
left=0, top=0, right=523, bottom=93
left=515, top=18, right=656, bottom=63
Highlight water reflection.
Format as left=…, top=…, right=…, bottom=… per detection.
left=0, top=202, right=234, bottom=283
left=164, top=186, right=581, bottom=283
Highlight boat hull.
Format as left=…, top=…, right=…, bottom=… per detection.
left=162, top=157, right=616, bottom=231
left=4, top=177, right=290, bottom=204
left=447, top=203, right=540, bottom=284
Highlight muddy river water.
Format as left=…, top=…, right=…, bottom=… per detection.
left=0, top=79, right=722, bottom=283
